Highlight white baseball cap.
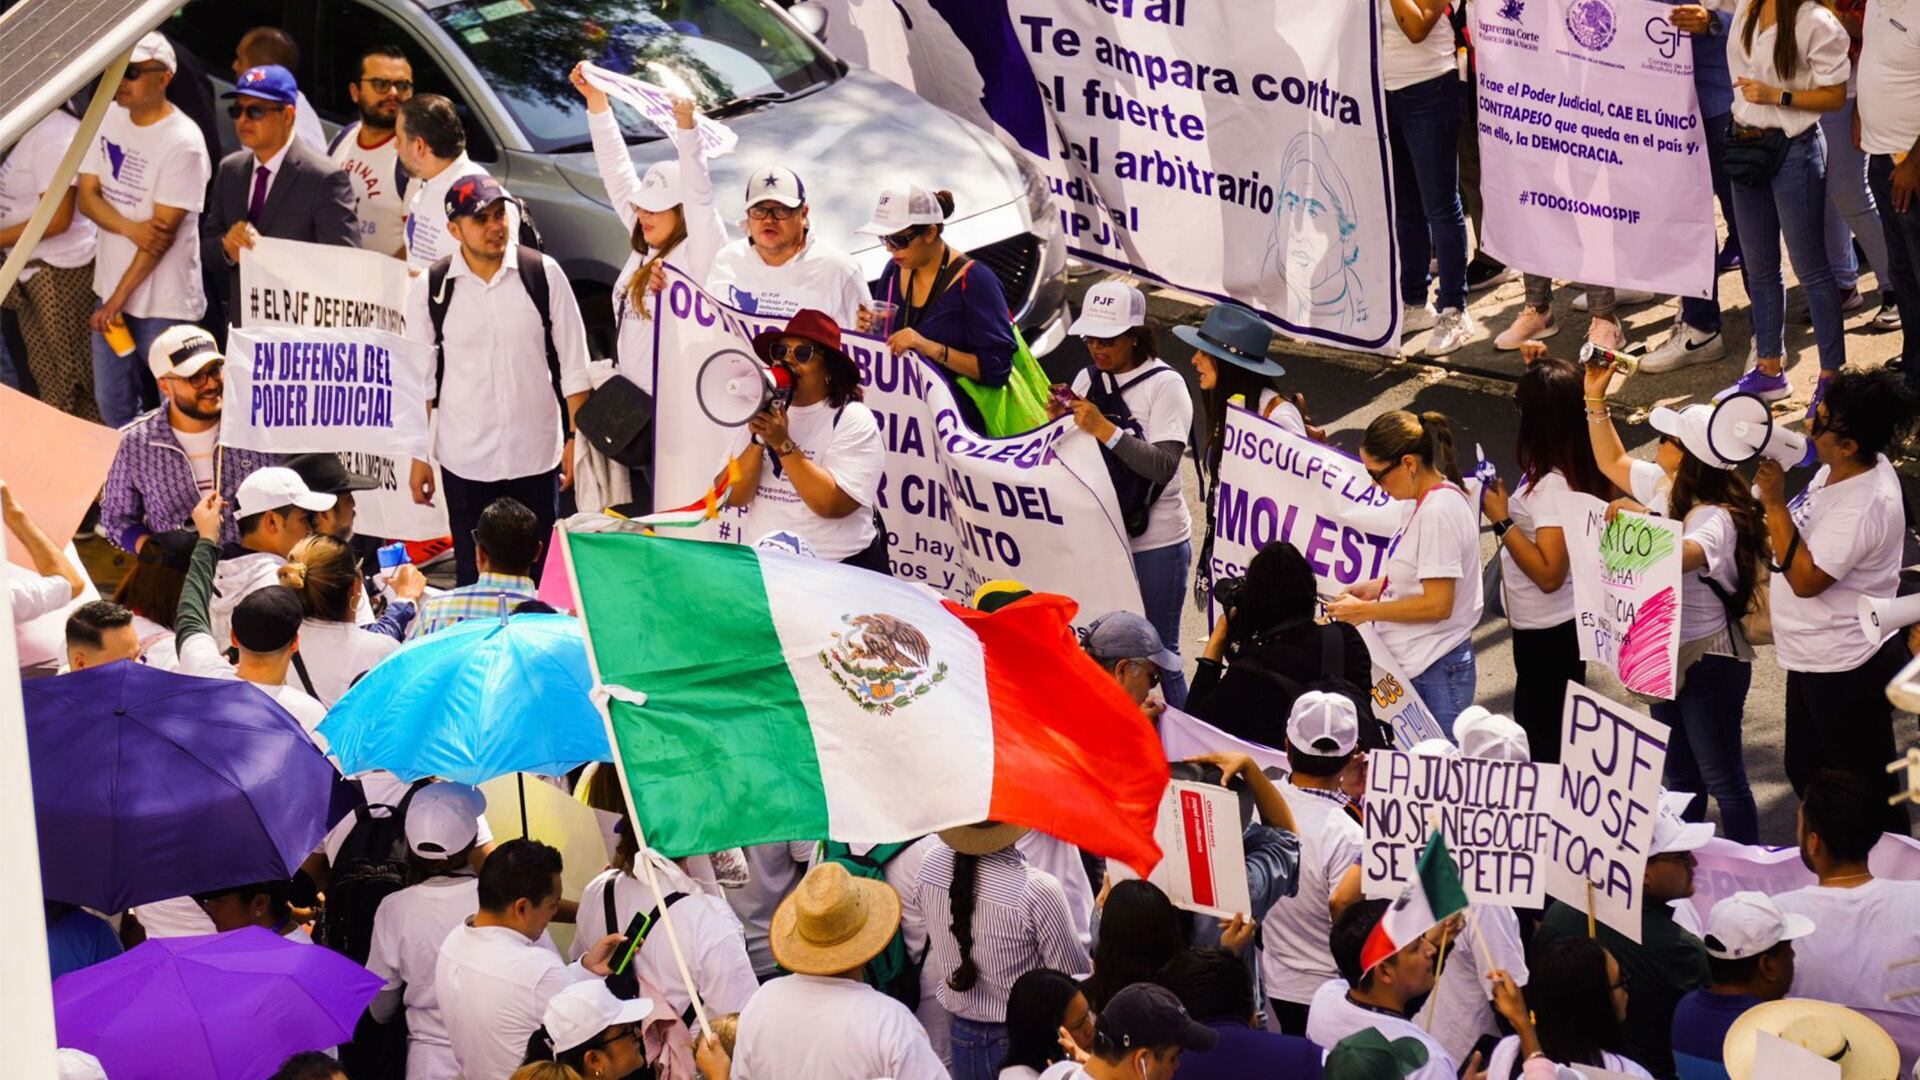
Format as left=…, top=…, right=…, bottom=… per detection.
left=131, top=32, right=177, bottom=73
left=1287, top=690, right=1359, bottom=758
left=744, top=165, right=806, bottom=209
left=404, top=781, right=488, bottom=858
left=1649, top=404, right=1739, bottom=471
left=234, top=466, right=336, bottom=519
left=57, top=1049, right=109, bottom=1080
left=856, top=183, right=947, bottom=235
left=1652, top=804, right=1715, bottom=855
left=147, top=324, right=223, bottom=383
left=1703, top=891, right=1815, bottom=960
left=1454, top=706, right=1532, bottom=763
left=1069, top=280, right=1149, bottom=339
left=543, top=979, right=654, bottom=1055
left=634, top=160, right=683, bottom=214
left=1409, top=737, right=1460, bottom=759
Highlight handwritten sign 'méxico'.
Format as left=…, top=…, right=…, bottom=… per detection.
left=1364, top=749, right=1551, bottom=907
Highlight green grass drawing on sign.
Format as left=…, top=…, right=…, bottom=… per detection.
left=1600, top=515, right=1676, bottom=575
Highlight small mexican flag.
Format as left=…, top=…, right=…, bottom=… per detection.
left=1361, top=831, right=1469, bottom=974
left=564, top=532, right=1169, bottom=874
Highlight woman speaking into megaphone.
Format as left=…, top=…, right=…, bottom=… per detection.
left=726, top=310, right=889, bottom=573
left=1567, top=342, right=1768, bottom=842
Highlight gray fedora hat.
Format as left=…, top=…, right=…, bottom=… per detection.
left=1171, top=301, right=1284, bottom=377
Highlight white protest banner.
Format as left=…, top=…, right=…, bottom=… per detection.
left=1749, top=1032, right=1842, bottom=1080
left=1562, top=492, right=1685, bottom=699
left=1685, top=833, right=1920, bottom=922
left=578, top=62, right=738, bottom=158
left=1363, top=749, right=1553, bottom=907
left=1473, top=0, right=1715, bottom=298
left=648, top=266, right=1144, bottom=624
left=1545, top=685, right=1668, bottom=941
left=1113, top=780, right=1253, bottom=920
left=814, top=2, right=1399, bottom=352
left=239, top=238, right=448, bottom=540
left=1158, top=707, right=1291, bottom=783
left=221, top=326, right=431, bottom=460
left=1355, top=625, right=1449, bottom=748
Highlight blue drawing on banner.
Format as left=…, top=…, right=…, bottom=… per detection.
left=1498, top=0, right=1526, bottom=21
left=1567, top=0, right=1618, bottom=50
left=728, top=286, right=760, bottom=315
left=1263, top=132, right=1367, bottom=331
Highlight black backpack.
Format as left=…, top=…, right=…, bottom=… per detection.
left=597, top=870, right=700, bottom=1029
left=426, top=244, right=569, bottom=439
left=1225, top=617, right=1390, bottom=750
left=318, top=778, right=431, bottom=964
left=1081, top=365, right=1186, bottom=537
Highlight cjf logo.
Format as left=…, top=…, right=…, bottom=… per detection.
left=1645, top=15, right=1683, bottom=58
left=1498, top=0, right=1525, bottom=20
left=1566, top=0, right=1618, bottom=49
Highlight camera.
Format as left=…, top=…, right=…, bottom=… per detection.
left=1210, top=573, right=1248, bottom=612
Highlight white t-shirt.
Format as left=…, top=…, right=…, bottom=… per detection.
left=367, top=875, right=480, bottom=1080
left=1774, top=879, right=1920, bottom=1023
left=436, top=921, right=589, bottom=1080
left=706, top=235, right=870, bottom=327
left=404, top=153, right=489, bottom=271
left=1725, top=0, right=1852, bottom=137
left=1500, top=471, right=1575, bottom=630
left=1374, top=485, right=1484, bottom=677
left=1628, top=461, right=1742, bottom=646
left=1262, top=784, right=1364, bottom=1004
left=1073, top=360, right=1194, bottom=554
left=1379, top=4, right=1457, bottom=91
left=174, top=423, right=218, bottom=497
left=294, top=90, right=326, bottom=155
left=740, top=399, right=884, bottom=560
left=1772, top=456, right=1904, bottom=672
left=1859, top=0, right=1920, bottom=155
left=1306, top=978, right=1456, bottom=1080
left=1486, top=1035, right=1652, bottom=1079
left=1254, top=388, right=1308, bottom=438
left=329, top=122, right=408, bottom=258
left=568, top=866, right=759, bottom=1018
left=730, top=972, right=948, bottom=1080
left=81, top=104, right=209, bottom=320
left=0, top=110, right=97, bottom=273
left=293, top=617, right=398, bottom=707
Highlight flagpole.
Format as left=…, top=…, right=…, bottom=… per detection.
left=1585, top=882, right=1597, bottom=938
left=560, top=527, right=713, bottom=1038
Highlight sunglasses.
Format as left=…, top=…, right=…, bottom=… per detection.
left=747, top=204, right=800, bottom=222
left=124, top=65, right=171, bottom=80
left=586, top=1024, right=641, bottom=1052
left=360, top=77, right=414, bottom=95
left=1081, top=333, right=1124, bottom=347
left=227, top=103, right=285, bottom=121
left=1366, top=460, right=1399, bottom=484
left=881, top=226, right=928, bottom=251
left=767, top=342, right=819, bottom=363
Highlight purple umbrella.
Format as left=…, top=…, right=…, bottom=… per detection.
left=54, top=927, right=383, bottom=1080
left=24, top=661, right=338, bottom=911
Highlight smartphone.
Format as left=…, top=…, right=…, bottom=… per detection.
left=613, top=907, right=657, bottom=974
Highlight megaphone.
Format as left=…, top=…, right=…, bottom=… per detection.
left=1704, top=392, right=1809, bottom=469
left=1859, top=593, right=1920, bottom=640
left=694, top=348, right=794, bottom=427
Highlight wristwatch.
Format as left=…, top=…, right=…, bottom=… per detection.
left=774, top=439, right=800, bottom=457
left=1492, top=518, right=1515, bottom=539
left=1779, top=90, right=1795, bottom=108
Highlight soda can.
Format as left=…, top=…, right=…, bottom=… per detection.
left=1579, top=340, right=1638, bottom=375
left=103, top=316, right=136, bottom=358
left=376, top=541, right=411, bottom=570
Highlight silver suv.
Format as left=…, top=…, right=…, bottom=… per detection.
left=163, top=0, right=1069, bottom=356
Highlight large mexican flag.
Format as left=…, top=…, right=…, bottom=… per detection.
left=564, top=531, right=1169, bottom=874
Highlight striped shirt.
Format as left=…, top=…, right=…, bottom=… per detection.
left=408, top=573, right=540, bottom=639
left=915, top=843, right=1091, bottom=1023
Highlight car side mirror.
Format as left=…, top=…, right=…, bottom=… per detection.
left=789, top=2, right=829, bottom=37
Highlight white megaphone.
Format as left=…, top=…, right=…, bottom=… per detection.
left=694, top=348, right=794, bottom=427
left=1859, top=593, right=1920, bottom=640
left=1703, top=392, right=1809, bottom=469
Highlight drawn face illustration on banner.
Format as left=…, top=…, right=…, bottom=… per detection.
left=1265, top=132, right=1366, bottom=330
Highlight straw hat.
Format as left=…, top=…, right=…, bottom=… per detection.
left=769, top=862, right=902, bottom=976
left=1724, top=999, right=1901, bottom=1080
left=938, top=820, right=1030, bottom=855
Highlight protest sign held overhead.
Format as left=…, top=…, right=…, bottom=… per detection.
left=1545, top=685, right=1669, bottom=941
left=1364, top=748, right=1552, bottom=907
left=1159, top=708, right=1290, bottom=783
left=1113, top=780, right=1254, bottom=921
left=222, top=326, right=431, bottom=461
left=1562, top=493, right=1685, bottom=699
left=1474, top=0, right=1716, bottom=298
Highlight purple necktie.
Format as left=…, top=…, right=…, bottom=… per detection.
left=247, top=164, right=269, bottom=224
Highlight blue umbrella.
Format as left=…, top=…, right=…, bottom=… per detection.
left=25, top=661, right=337, bottom=912
left=55, top=926, right=383, bottom=1080
left=317, top=611, right=611, bottom=788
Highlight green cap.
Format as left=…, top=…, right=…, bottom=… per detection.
left=1323, top=1029, right=1431, bottom=1080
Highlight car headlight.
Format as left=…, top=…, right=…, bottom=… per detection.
left=1015, top=153, right=1057, bottom=227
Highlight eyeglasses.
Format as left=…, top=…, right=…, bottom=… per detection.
left=881, top=226, right=928, bottom=251
left=360, top=77, right=414, bottom=95
left=1366, top=460, right=1399, bottom=484
left=767, top=342, right=819, bottom=363
left=227, top=103, right=285, bottom=121
left=746, top=204, right=800, bottom=222
left=175, top=362, right=224, bottom=387
left=124, top=65, right=171, bottom=80
left=588, top=1025, right=641, bottom=1052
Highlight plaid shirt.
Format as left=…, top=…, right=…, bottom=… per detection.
left=99, top=410, right=279, bottom=552
left=407, top=572, right=541, bottom=639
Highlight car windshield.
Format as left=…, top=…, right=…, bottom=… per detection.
left=426, top=0, right=836, bottom=152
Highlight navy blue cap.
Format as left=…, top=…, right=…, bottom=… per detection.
left=445, top=174, right=509, bottom=221
left=222, top=65, right=299, bottom=106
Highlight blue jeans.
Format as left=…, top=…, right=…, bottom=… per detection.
left=1818, top=100, right=1891, bottom=295
left=948, top=1016, right=1008, bottom=1080
left=1680, top=113, right=1744, bottom=335
left=1408, top=637, right=1476, bottom=737
left=1388, top=73, right=1469, bottom=312
left=90, top=312, right=173, bottom=426
left=1730, top=127, right=1848, bottom=371
left=1650, top=653, right=1757, bottom=843
left=1132, top=539, right=1192, bottom=708
left=1869, top=153, right=1920, bottom=382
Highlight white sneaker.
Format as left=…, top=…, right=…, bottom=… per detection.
left=1572, top=288, right=1655, bottom=312
left=1874, top=301, right=1902, bottom=330
left=1494, top=308, right=1559, bottom=351
left=1423, top=308, right=1478, bottom=357
left=1401, top=303, right=1439, bottom=336
left=1639, top=324, right=1727, bottom=373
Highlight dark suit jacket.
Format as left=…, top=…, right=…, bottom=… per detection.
left=201, top=136, right=358, bottom=308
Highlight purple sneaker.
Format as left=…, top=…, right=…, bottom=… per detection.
left=1798, top=378, right=1832, bottom=466
left=1717, top=366, right=1792, bottom=403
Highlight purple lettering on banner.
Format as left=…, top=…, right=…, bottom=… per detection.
left=667, top=280, right=694, bottom=321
